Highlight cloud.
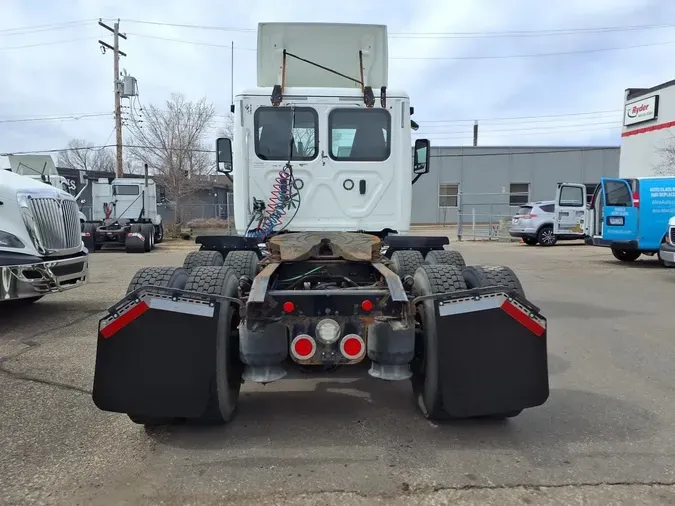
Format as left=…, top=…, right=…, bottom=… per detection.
left=1, top=0, right=675, bottom=156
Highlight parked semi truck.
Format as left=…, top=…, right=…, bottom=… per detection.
left=80, top=175, right=164, bottom=253
left=0, top=168, right=89, bottom=305
left=92, top=22, right=549, bottom=426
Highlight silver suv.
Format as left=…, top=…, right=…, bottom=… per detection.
left=509, top=201, right=557, bottom=246
left=509, top=199, right=587, bottom=246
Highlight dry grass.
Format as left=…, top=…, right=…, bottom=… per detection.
left=186, top=217, right=233, bottom=229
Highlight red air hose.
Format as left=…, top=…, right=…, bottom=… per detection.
left=103, top=202, right=113, bottom=219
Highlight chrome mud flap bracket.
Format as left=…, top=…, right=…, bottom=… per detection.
left=426, top=287, right=549, bottom=418
left=92, top=286, right=239, bottom=419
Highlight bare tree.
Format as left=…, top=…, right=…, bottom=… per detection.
left=58, top=139, right=115, bottom=172
left=217, top=112, right=234, bottom=139
left=125, top=93, right=217, bottom=225
left=653, top=138, right=675, bottom=176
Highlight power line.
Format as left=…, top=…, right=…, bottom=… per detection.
left=394, top=39, right=675, bottom=59
left=2, top=144, right=619, bottom=157
left=0, top=20, right=95, bottom=35
left=416, top=109, right=623, bottom=123
left=4, top=29, right=674, bottom=60
left=0, top=37, right=95, bottom=50
left=120, top=32, right=675, bottom=60
left=421, top=125, right=623, bottom=141
left=415, top=120, right=622, bottom=135
left=0, top=113, right=112, bottom=124
left=119, top=19, right=675, bottom=38
left=0, top=108, right=624, bottom=126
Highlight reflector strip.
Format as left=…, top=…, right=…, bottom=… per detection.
left=500, top=300, right=545, bottom=337
left=100, top=301, right=149, bottom=339
left=147, top=297, right=215, bottom=317
left=438, top=296, right=504, bottom=317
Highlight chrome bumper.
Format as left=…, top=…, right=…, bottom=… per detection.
left=1, top=254, right=88, bottom=301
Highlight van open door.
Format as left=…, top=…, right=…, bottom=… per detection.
left=599, top=177, right=638, bottom=243
left=554, top=183, right=587, bottom=237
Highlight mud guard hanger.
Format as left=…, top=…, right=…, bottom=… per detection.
left=271, top=49, right=385, bottom=108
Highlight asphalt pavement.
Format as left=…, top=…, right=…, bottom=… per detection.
left=1, top=237, right=675, bottom=505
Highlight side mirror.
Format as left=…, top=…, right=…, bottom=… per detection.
left=413, top=138, right=430, bottom=175
left=216, top=137, right=233, bottom=174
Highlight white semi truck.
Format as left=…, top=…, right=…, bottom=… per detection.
left=80, top=175, right=164, bottom=253
left=0, top=168, right=89, bottom=305
left=92, top=22, right=549, bottom=427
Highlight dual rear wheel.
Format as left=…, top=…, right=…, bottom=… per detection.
left=125, top=264, right=243, bottom=427
left=390, top=250, right=526, bottom=421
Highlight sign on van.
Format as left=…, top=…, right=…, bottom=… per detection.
left=624, top=95, right=659, bottom=126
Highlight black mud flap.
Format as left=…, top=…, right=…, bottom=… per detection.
left=92, top=288, right=220, bottom=419
left=434, top=288, right=549, bottom=417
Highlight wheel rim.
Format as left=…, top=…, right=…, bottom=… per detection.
left=541, top=229, right=554, bottom=244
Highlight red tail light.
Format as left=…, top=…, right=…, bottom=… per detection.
left=632, top=191, right=640, bottom=208
left=361, top=299, right=373, bottom=312
left=340, top=334, right=366, bottom=360
left=521, top=214, right=537, bottom=219
left=282, top=301, right=295, bottom=313
left=290, top=334, right=315, bottom=360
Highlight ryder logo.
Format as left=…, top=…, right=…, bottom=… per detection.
left=627, top=103, right=649, bottom=118
left=624, top=95, right=658, bottom=126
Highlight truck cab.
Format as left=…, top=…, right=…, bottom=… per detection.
left=0, top=169, right=88, bottom=304
left=220, top=22, right=428, bottom=238
left=585, top=176, right=674, bottom=263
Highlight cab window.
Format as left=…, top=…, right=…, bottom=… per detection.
left=254, top=107, right=318, bottom=161
left=113, top=185, right=140, bottom=196
left=329, top=108, right=391, bottom=161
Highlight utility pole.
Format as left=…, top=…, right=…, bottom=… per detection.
left=473, top=120, right=478, bottom=147
left=98, top=18, right=127, bottom=178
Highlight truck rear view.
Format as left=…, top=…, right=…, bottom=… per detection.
left=91, top=22, right=550, bottom=427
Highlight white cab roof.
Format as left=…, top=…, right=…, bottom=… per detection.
left=257, top=22, right=388, bottom=89
left=237, top=87, right=408, bottom=100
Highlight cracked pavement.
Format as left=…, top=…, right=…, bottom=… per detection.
left=1, top=237, right=675, bottom=505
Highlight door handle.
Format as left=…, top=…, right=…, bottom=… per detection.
left=359, top=179, right=366, bottom=195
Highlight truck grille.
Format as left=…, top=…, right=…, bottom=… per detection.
left=670, top=227, right=675, bottom=244
left=28, top=197, right=82, bottom=253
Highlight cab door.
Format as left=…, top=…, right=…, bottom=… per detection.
left=600, top=177, right=639, bottom=242
left=554, top=183, right=587, bottom=236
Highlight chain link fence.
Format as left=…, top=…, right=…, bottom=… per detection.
left=456, top=191, right=529, bottom=241
left=78, top=193, right=236, bottom=232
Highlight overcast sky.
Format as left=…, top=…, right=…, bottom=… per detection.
left=2, top=0, right=675, bottom=158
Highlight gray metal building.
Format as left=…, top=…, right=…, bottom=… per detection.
left=412, top=146, right=620, bottom=233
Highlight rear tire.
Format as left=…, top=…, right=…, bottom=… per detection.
left=183, top=250, right=224, bottom=271
left=424, top=249, right=466, bottom=268
left=612, top=248, right=641, bottom=262
left=154, top=223, right=164, bottom=244
left=536, top=225, right=557, bottom=246
left=411, top=264, right=467, bottom=420
left=184, top=266, right=242, bottom=424
left=461, top=265, right=525, bottom=298
left=390, top=250, right=424, bottom=279
left=223, top=250, right=260, bottom=280
left=125, top=266, right=189, bottom=426
left=126, top=266, right=189, bottom=295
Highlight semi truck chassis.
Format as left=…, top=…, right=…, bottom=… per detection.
left=92, top=232, right=549, bottom=425
left=81, top=219, right=161, bottom=253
